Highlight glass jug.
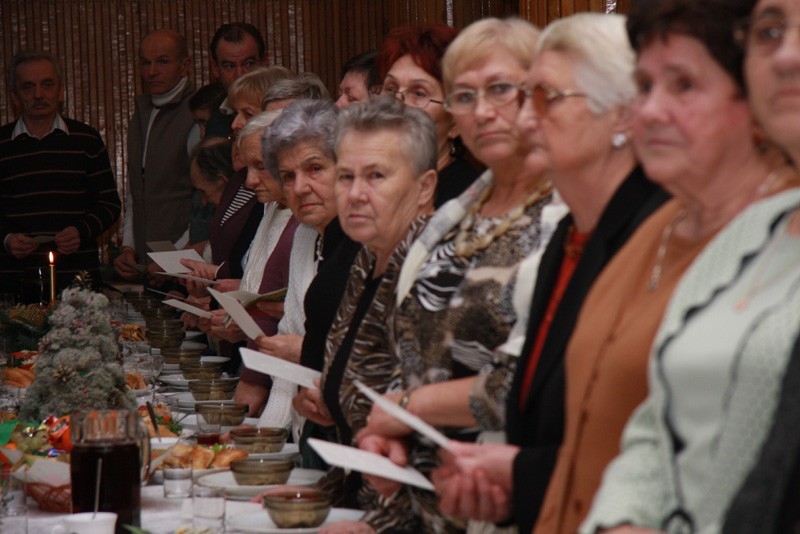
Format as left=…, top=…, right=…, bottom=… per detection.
left=69, top=410, right=151, bottom=533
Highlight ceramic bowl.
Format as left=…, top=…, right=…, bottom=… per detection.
left=180, top=360, right=223, bottom=380
left=188, top=379, right=238, bottom=401
left=230, top=458, right=293, bottom=486
left=229, top=427, right=288, bottom=453
left=195, top=402, right=248, bottom=426
left=263, top=487, right=331, bottom=528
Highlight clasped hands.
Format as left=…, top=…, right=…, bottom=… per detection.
left=6, top=226, right=80, bottom=259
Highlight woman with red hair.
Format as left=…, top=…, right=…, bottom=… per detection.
left=377, top=24, right=480, bottom=207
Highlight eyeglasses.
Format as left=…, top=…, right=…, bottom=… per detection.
left=443, top=81, right=522, bottom=115
left=517, top=84, right=588, bottom=116
left=735, top=15, right=800, bottom=55
left=381, top=87, right=443, bottom=109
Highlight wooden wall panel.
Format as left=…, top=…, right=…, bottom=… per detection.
left=2, top=0, right=615, bottom=239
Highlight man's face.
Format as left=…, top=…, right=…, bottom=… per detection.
left=211, top=35, right=263, bottom=88
left=139, top=33, right=190, bottom=95
left=10, top=59, right=64, bottom=123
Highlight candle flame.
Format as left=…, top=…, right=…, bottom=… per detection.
left=49, top=251, right=54, bottom=265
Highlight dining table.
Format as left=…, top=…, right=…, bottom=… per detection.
left=27, top=483, right=265, bottom=533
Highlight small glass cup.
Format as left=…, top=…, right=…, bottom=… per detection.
left=192, top=486, right=225, bottom=533
left=195, top=414, right=222, bottom=446
left=163, top=467, right=193, bottom=499
left=0, top=470, right=27, bottom=533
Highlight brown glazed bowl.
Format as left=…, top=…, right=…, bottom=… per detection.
left=161, top=347, right=204, bottom=365
left=263, top=487, right=332, bottom=528
left=194, top=402, right=248, bottom=426
left=180, top=360, right=223, bottom=380
left=230, top=458, right=293, bottom=486
left=229, top=427, right=288, bottom=453
left=188, top=379, right=238, bottom=401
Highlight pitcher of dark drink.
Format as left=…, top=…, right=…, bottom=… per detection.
left=69, top=410, right=151, bottom=534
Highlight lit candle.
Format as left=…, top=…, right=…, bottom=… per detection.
left=48, top=251, right=56, bottom=304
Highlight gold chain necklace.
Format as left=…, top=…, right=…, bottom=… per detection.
left=647, top=169, right=780, bottom=292
left=454, top=180, right=552, bottom=258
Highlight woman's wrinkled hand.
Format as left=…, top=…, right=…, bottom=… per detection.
left=354, top=394, right=412, bottom=442
left=293, top=382, right=334, bottom=426
left=254, top=334, right=302, bottom=363
left=356, top=434, right=408, bottom=498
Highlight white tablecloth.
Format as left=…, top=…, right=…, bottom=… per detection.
left=27, top=484, right=263, bottom=533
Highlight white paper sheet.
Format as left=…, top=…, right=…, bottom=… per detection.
left=308, top=438, right=434, bottom=491
left=239, top=347, right=321, bottom=390
left=163, top=299, right=213, bottom=319
left=354, top=381, right=453, bottom=451
left=147, top=249, right=205, bottom=273
left=207, top=288, right=265, bottom=340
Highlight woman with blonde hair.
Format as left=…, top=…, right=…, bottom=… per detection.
left=357, top=17, right=567, bottom=533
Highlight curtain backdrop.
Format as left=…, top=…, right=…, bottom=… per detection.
left=1, top=0, right=619, bottom=240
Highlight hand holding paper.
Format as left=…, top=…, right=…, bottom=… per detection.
left=208, top=288, right=265, bottom=340
left=147, top=249, right=204, bottom=273
left=308, top=438, right=434, bottom=491
left=354, top=380, right=452, bottom=451
left=239, top=347, right=321, bottom=389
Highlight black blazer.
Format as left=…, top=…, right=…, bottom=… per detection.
left=505, top=167, right=668, bottom=533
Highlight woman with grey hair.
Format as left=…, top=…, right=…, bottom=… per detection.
left=249, top=99, right=342, bottom=432
left=262, top=72, right=331, bottom=110
left=431, top=13, right=666, bottom=533
left=285, top=95, right=438, bottom=533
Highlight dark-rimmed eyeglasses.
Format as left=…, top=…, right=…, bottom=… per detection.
left=735, top=14, right=800, bottom=56
left=443, top=81, right=522, bottom=115
left=381, top=87, right=444, bottom=109
left=517, top=84, right=588, bottom=116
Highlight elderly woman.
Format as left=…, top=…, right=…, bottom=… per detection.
left=576, top=0, right=800, bottom=533
left=357, top=17, right=567, bottom=533
left=251, top=99, right=343, bottom=431
left=336, top=49, right=378, bottom=109
left=377, top=24, right=480, bottom=206
left=509, top=1, right=800, bottom=533
left=723, top=2, right=800, bottom=531
left=287, top=96, right=437, bottom=534
left=432, top=13, right=667, bottom=534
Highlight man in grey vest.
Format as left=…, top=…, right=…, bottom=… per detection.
left=114, top=29, right=196, bottom=280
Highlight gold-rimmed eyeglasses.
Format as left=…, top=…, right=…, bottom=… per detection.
left=381, top=87, right=444, bottom=109
left=517, top=84, right=588, bottom=116
left=443, top=81, right=522, bottom=115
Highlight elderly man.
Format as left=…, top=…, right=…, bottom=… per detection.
left=114, top=29, right=196, bottom=279
left=0, top=50, right=120, bottom=295
left=204, top=22, right=268, bottom=138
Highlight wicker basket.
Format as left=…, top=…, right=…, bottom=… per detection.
left=26, top=482, right=71, bottom=513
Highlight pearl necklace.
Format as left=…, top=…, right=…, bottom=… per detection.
left=454, top=180, right=552, bottom=258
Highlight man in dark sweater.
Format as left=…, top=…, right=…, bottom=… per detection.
left=0, top=50, right=120, bottom=296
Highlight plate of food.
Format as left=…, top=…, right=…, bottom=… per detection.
left=150, top=442, right=249, bottom=482
left=196, top=468, right=325, bottom=500
left=227, top=508, right=365, bottom=533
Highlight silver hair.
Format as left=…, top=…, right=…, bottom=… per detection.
left=7, top=49, right=64, bottom=90
left=535, top=13, right=636, bottom=115
left=262, top=73, right=331, bottom=108
left=263, top=99, right=339, bottom=184
left=334, top=95, right=437, bottom=178
left=236, top=109, right=282, bottom=151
